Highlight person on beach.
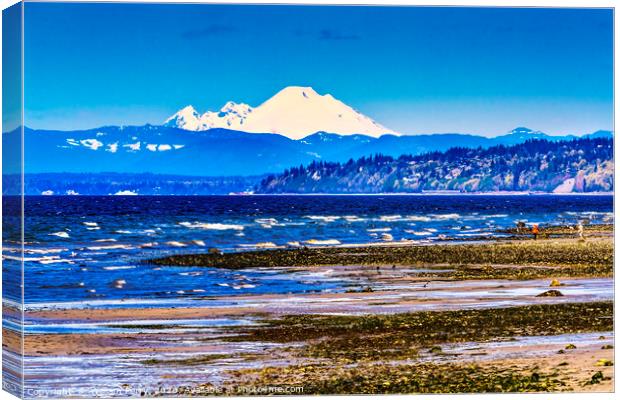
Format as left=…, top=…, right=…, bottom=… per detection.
left=577, top=222, right=585, bottom=240
left=531, top=224, right=540, bottom=240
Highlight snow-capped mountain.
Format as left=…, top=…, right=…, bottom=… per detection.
left=164, top=86, right=396, bottom=139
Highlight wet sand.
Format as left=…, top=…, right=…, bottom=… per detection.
left=474, top=338, right=615, bottom=392
left=24, top=275, right=611, bottom=322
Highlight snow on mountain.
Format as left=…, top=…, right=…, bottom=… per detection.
left=164, top=86, right=396, bottom=139
left=166, top=105, right=202, bottom=131
left=507, top=126, right=547, bottom=138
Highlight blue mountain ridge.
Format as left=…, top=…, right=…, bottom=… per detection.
left=10, top=125, right=614, bottom=176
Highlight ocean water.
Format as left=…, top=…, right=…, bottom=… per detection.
left=2, top=195, right=613, bottom=309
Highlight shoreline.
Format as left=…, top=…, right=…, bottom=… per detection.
left=17, top=276, right=613, bottom=322
left=14, top=228, right=615, bottom=394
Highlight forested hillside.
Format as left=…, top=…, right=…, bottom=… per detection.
left=258, top=138, right=613, bottom=194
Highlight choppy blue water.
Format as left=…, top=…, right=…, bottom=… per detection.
left=3, top=195, right=613, bottom=308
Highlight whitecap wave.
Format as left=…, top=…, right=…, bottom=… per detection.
left=233, top=284, right=256, bottom=289
left=237, top=242, right=278, bottom=249
left=405, top=230, right=432, bottom=236
left=255, top=218, right=278, bottom=225
left=102, top=266, right=136, bottom=271
left=367, top=227, right=392, bottom=232
left=432, top=213, right=461, bottom=220
left=49, top=232, right=70, bottom=239
left=381, top=233, right=394, bottom=241
left=179, top=271, right=204, bottom=276
left=86, top=244, right=133, bottom=251
left=166, top=241, right=187, bottom=247
left=38, top=257, right=75, bottom=265
left=305, top=239, right=341, bottom=245
left=405, top=215, right=432, bottom=222
left=379, top=215, right=402, bottom=222
left=178, top=221, right=244, bottom=230
left=21, top=248, right=66, bottom=255
left=305, top=215, right=340, bottom=222
left=4, top=254, right=74, bottom=264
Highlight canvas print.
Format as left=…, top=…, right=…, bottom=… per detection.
left=2, top=2, right=614, bottom=398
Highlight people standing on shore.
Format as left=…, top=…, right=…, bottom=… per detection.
left=577, top=222, right=585, bottom=240
left=532, top=224, right=540, bottom=240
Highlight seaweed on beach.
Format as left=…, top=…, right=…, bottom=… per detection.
left=225, top=302, right=613, bottom=361
left=227, top=362, right=565, bottom=394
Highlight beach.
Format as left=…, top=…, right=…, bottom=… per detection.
left=7, top=234, right=613, bottom=395
left=2, top=195, right=614, bottom=396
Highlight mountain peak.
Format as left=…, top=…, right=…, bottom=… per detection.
left=220, top=101, right=252, bottom=115
left=180, top=105, right=198, bottom=113
left=165, top=87, right=397, bottom=139
left=274, top=86, right=319, bottom=99
left=509, top=127, right=544, bottom=136
left=164, top=105, right=201, bottom=130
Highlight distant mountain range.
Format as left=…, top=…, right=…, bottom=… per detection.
left=12, top=124, right=612, bottom=177
left=164, top=86, right=395, bottom=139
left=258, top=137, right=614, bottom=194
left=8, top=85, right=612, bottom=194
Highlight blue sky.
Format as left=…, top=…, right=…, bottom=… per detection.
left=24, top=4, right=612, bottom=136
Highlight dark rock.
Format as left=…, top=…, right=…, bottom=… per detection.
left=536, top=289, right=563, bottom=297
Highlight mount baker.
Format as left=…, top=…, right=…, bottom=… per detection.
left=164, top=86, right=396, bottom=139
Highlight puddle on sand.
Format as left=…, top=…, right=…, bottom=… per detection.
left=23, top=317, right=260, bottom=335
left=422, top=331, right=614, bottom=363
